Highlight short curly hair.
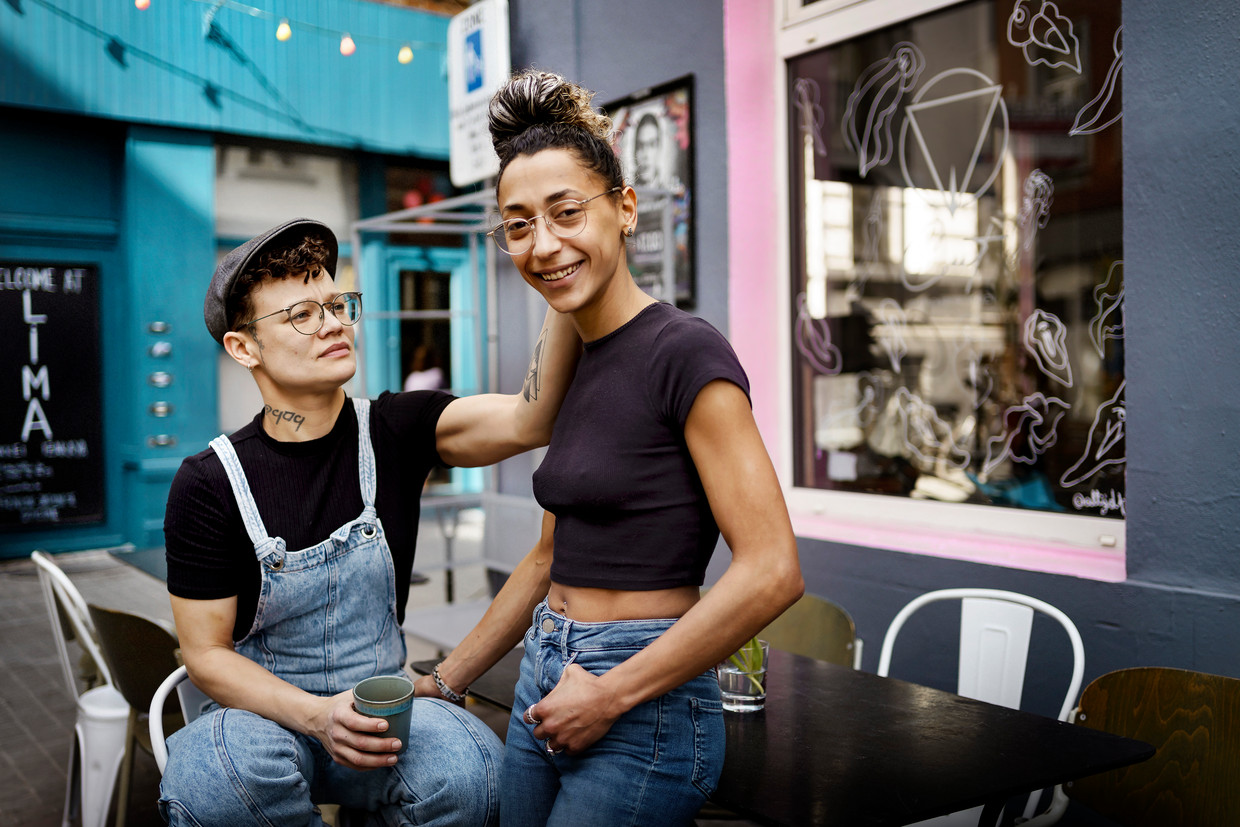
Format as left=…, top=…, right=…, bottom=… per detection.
left=226, top=235, right=333, bottom=333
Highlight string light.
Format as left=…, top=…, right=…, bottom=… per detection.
left=181, top=0, right=444, bottom=63
left=135, top=0, right=150, bottom=9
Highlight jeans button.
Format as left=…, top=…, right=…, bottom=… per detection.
left=541, top=617, right=556, bottom=633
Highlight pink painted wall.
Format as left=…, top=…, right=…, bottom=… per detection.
left=724, top=1, right=782, bottom=453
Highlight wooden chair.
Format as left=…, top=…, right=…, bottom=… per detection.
left=758, top=592, right=862, bottom=669
left=1066, top=666, right=1240, bottom=826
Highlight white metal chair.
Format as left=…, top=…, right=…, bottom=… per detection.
left=150, top=666, right=359, bottom=827
left=149, top=665, right=211, bottom=775
left=31, top=550, right=132, bottom=827
left=877, top=588, right=1084, bottom=827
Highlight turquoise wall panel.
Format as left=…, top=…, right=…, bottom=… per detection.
left=0, top=0, right=449, bottom=155
left=119, top=126, right=216, bottom=548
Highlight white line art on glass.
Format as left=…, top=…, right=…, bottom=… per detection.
left=875, top=299, right=909, bottom=373
left=794, top=292, right=844, bottom=375
left=899, top=68, right=1009, bottom=215
left=1023, top=308, right=1073, bottom=387
left=851, top=191, right=886, bottom=296
left=956, top=346, right=994, bottom=409
left=1007, top=0, right=1082, bottom=73
left=1089, top=260, right=1124, bottom=357
left=983, top=392, right=1070, bottom=476
left=895, top=387, right=972, bottom=470
left=1060, top=380, right=1126, bottom=487
left=842, top=42, right=926, bottom=177
left=1019, top=169, right=1054, bottom=250
left=793, top=77, right=830, bottom=159
left=1071, top=25, right=1123, bottom=136
left=901, top=215, right=1007, bottom=293
left=821, top=372, right=882, bottom=435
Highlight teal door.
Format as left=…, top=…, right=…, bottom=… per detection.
left=359, top=245, right=485, bottom=493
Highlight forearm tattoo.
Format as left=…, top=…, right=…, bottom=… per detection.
left=522, top=328, right=547, bottom=403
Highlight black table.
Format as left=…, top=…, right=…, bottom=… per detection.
left=108, top=544, right=168, bottom=581
left=413, top=650, right=1153, bottom=827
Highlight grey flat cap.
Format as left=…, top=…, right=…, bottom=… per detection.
left=204, top=218, right=338, bottom=344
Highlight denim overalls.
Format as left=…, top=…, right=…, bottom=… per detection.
left=159, top=399, right=502, bottom=827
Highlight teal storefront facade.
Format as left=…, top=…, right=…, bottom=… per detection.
left=1, top=0, right=456, bottom=556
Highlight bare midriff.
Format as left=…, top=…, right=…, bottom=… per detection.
left=547, top=583, right=701, bottom=623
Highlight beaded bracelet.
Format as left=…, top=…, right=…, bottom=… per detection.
left=433, top=664, right=466, bottom=702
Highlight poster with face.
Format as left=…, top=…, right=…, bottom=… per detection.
left=606, top=77, right=695, bottom=307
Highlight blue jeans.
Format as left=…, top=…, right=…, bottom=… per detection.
left=500, top=602, right=725, bottom=827
left=159, top=697, right=503, bottom=826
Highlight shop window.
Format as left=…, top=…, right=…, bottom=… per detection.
left=785, top=0, right=1124, bottom=549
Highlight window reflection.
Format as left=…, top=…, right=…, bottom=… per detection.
left=788, top=0, right=1124, bottom=519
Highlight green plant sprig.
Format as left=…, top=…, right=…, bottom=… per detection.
left=726, top=637, right=767, bottom=694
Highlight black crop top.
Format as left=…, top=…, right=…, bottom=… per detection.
left=533, top=302, right=750, bottom=590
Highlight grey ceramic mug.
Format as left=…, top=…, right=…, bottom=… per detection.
left=352, top=674, right=415, bottom=754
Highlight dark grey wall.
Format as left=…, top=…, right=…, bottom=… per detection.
left=499, top=0, right=1240, bottom=725
left=492, top=0, right=730, bottom=499
left=507, top=0, right=730, bottom=330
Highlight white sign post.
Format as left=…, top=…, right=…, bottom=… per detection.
left=447, top=0, right=511, bottom=187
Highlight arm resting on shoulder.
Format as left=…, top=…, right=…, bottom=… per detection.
left=415, top=511, right=555, bottom=700
left=436, top=308, right=580, bottom=467
left=170, top=594, right=404, bottom=770
left=532, top=380, right=803, bottom=753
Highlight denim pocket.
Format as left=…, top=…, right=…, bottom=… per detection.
left=689, top=695, right=725, bottom=797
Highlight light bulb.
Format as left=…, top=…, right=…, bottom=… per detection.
left=276, top=19, right=291, bottom=41
left=134, top=0, right=150, bottom=9
left=398, top=44, right=413, bottom=64
left=339, top=33, right=356, bottom=56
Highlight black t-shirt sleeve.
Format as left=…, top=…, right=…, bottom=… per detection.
left=370, top=389, right=455, bottom=468
left=648, top=316, right=752, bottom=427
left=164, top=451, right=252, bottom=601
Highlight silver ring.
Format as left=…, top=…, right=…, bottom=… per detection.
left=545, top=742, right=563, bottom=756
left=524, top=704, right=541, bottom=725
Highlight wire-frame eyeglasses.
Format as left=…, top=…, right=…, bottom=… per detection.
left=245, top=291, right=364, bottom=335
left=488, top=187, right=622, bottom=255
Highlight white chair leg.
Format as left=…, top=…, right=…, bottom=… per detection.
left=76, top=686, right=130, bottom=827
left=60, top=735, right=78, bottom=827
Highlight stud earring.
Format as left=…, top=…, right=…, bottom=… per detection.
left=624, top=226, right=634, bottom=237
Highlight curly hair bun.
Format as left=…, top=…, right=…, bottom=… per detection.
left=489, top=69, right=613, bottom=154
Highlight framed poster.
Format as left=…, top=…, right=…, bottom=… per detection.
left=606, top=76, right=695, bottom=307
left=1, top=262, right=105, bottom=530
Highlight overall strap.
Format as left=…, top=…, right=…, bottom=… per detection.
left=209, top=434, right=272, bottom=551
left=352, top=397, right=377, bottom=509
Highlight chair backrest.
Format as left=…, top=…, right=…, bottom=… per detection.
left=1067, top=666, right=1240, bottom=825
left=759, top=593, right=862, bottom=668
left=877, top=588, right=1085, bottom=722
left=30, top=549, right=115, bottom=694
left=87, top=604, right=181, bottom=714
left=150, top=664, right=214, bottom=775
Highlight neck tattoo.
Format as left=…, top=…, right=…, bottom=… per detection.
left=264, top=404, right=305, bottom=432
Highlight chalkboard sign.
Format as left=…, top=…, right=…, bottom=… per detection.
left=1, top=262, right=105, bottom=529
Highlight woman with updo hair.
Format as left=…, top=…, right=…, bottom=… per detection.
left=414, top=69, right=803, bottom=826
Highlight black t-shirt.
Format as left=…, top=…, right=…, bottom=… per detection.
left=533, top=302, right=750, bottom=589
left=163, top=391, right=453, bottom=640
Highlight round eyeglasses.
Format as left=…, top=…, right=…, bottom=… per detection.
left=488, top=187, right=622, bottom=256
left=245, top=291, right=363, bottom=335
